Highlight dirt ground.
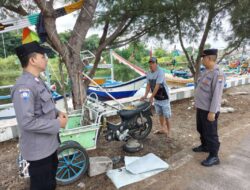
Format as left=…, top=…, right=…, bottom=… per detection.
left=0, top=84, right=250, bottom=190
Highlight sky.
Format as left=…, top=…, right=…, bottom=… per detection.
left=55, top=8, right=229, bottom=51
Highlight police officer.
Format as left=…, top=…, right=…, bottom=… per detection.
left=11, top=41, right=68, bottom=190
left=193, top=49, right=225, bottom=167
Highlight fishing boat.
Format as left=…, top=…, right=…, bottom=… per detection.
left=87, top=76, right=146, bottom=101
left=111, top=52, right=194, bottom=87
left=165, top=73, right=194, bottom=86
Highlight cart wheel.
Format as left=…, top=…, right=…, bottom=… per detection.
left=60, top=140, right=81, bottom=147
left=56, top=142, right=89, bottom=185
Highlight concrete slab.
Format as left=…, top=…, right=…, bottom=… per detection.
left=88, top=156, right=113, bottom=177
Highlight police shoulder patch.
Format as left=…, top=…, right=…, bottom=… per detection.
left=19, top=88, right=31, bottom=100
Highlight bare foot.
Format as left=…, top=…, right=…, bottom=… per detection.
left=153, top=129, right=168, bottom=135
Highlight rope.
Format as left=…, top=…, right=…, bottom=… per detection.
left=47, top=61, right=63, bottom=88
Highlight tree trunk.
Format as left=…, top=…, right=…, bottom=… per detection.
left=65, top=49, right=86, bottom=110
left=193, top=5, right=215, bottom=82
left=176, top=2, right=216, bottom=83
left=34, top=0, right=97, bottom=109
left=70, top=71, right=84, bottom=110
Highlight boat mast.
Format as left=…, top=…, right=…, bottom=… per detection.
left=110, top=49, right=114, bottom=81
left=1, top=33, right=6, bottom=58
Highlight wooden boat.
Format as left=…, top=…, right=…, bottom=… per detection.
left=87, top=76, right=146, bottom=101
left=165, top=73, right=194, bottom=85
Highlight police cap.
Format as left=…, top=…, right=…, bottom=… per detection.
left=201, top=49, right=218, bottom=57
left=15, top=41, right=51, bottom=67
left=15, top=41, right=49, bottom=60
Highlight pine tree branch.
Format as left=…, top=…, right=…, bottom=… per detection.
left=2, top=5, right=28, bottom=16
left=217, top=37, right=244, bottom=64
left=173, top=0, right=195, bottom=75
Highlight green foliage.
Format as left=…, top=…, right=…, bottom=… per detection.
left=0, top=55, right=20, bottom=70
left=0, top=55, right=22, bottom=103
left=117, top=48, right=131, bottom=60
left=186, top=46, right=193, bottom=54
left=59, top=30, right=72, bottom=44
left=0, top=55, right=22, bottom=86
left=0, top=31, right=22, bottom=58
left=115, top=41, right=149, bottom=67
left=94, top=69, right=111, bottom=78
left=113, top=62, right=140, bottom=82
left=46, top=57, right=72, bottom=94
left=204, top=44, right=211, bottom=49
left=59, top=31, right=100, bottom=52
left=154, top=48, right=167, bottom=58
left=82, top=34, right=100, bottom=52
left=230, top=0, right=250, bottom=41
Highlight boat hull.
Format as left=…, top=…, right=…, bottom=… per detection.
left=87, top=76, right=146, bottom=101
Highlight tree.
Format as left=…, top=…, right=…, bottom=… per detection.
left=154, top=47, right=167, bottom=58
left=172, top=0, right=239, bottom=81
left=230, top=0, right=250, bottom=41
left=142, top=0, right=245, bottom=81
left=216, top=0, right=250, bottom=63
left=82, top=34, right=100, bottom=53
left=59, top=32, right=100, bottom=53
left=116, top=41, right=148, bottom=63
left=1, top=0, right=158, bottom=109
left=58, top=30, right=72, bottom=44
left=0, top=0, right=33, bottom=17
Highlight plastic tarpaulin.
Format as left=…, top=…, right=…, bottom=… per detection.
left=106, top=153, right=169, bottom=189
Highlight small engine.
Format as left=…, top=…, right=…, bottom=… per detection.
left=105, top=124, right=129, bottom=141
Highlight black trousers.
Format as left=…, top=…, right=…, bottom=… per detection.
left=28, top=151, right=58, bottom=190
left=196, top=108, right=220, bottom=156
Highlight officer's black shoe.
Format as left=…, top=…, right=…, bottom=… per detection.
left=192, top=145, right=209, bottom=152
left=201, top=156, right=220, bottom=167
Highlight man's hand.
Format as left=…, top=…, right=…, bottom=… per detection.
left=149, top=96, right=154, bottom=105
left=207, top=112, right=215, bottom=122
left=140, top=96, right=146, bottom=101
left=58, top=111, right=68, bottom=119
left=58, top=112, right=68, bottom=129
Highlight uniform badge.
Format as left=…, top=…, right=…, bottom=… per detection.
left=218, top=75, right=223, bottom=83
left=19, top=89, right=31, bottom=101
